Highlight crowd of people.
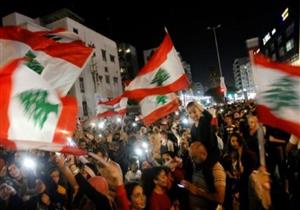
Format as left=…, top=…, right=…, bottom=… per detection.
left=0, top=100, right=299, bottom=210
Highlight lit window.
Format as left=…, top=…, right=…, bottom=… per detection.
left=286, top=39, right=294, bottom=52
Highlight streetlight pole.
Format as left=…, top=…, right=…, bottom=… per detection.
left=207, top=25, right=226, bottom=99
left=207, top=24, right=223, bottom=77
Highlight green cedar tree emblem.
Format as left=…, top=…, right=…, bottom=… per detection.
left=17, top=89, right=59, bottom=129
left=262, top=76, right=300, bottom=112
left=151, top=68, right=170, bottom=86
left=25, top=50, right=44, bottom=74
left=156, top=95, right=168, bottom=105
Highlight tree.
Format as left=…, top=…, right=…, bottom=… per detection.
left=18, top=89, right=59, bottom=129
left=151, top=68, right=170, bottom=86
left=262, top=76, right=300, bottom=112
left=156, top=95, right=168, bottom=105
left=25, top=50, right=44, bottom=74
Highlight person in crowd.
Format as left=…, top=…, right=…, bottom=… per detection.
left=161, top=151, right=185, bottom=183
left=125, top=158, right=142, bottom=184
left=124, top=182, right=146, bottom=210
left=142, top=166, right=174, bottom=210
left=181, top=141, right=226, bottom=210
left=160, top=131, right=175, bottom=154
left=225, top=133, right=257, bottom=210
left=186, top=101, right=220, bottom=162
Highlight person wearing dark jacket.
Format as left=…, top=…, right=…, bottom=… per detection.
left=69, top=164, right=112, bottom=210
left=186, top=101, right=220, bottom=162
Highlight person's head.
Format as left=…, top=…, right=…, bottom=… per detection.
left=129, top=158, right=139, bottom=172
left=94, top=146, right=108, bottom=160
left=7, top=163, right=22, bottom=180
left=153, top=167, right=169, bottom=189
left=88, top=176, right=109, bottom=197
left=186, top=101, right=202, bottom=122
left=189, top=141, right=207, bottom=165
left=0, top=182, right=15, bottom=201
left=79, top=140, right=87, bottom=150
left=113, top=132, right=121, bottom=142
left=140, top=127, right=147, bottom=135
left=50, top=168, right=60, bottom=184
left=142, top=167, right=169, bottom=197
left=225, top=115, right=233, bottom=126
left=161, top=151, right=174, bottom=164
left=248, top=115, right=258, bottom=131
left=125, top=182, right=146, bottom=210
left=230, top=133, right=243, bottom=150
left=233, top=112, right=240, bottom=120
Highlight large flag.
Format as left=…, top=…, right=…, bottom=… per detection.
left=0, top=59, right=84, bottom=155
left=97, top=97, right=128, bottom=118
left=252, top=54, right=300, bottom=138
left=124, top=33, right=189, bottom=100
left=140, top=93, right=179, bottom=126
left=0, top=26, right=94, bottom=96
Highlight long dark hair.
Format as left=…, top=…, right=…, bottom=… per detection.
left=141, top=166, right=167, bottom=198
left=125, top=182, right=141, bottom=200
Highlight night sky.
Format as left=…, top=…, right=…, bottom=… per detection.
left=1, top=0, right=288, bottom=88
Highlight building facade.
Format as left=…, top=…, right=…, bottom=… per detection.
left=117, top=42, right=139, bottom=83
left=233, top=57, right=255, bottom=93
left=259, top=0, right=300, bottom=65
left=2, top=10, right=123, bottom=119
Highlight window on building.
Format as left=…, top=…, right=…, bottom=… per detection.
left=73, top=28, right=78, bottom=34
left=279, top=47, right=285, bottom=57
left=113, top=77, right=118, bottom=84
left=105, top=75, right=110, bottom=84
left=105, top=67, right=108, bottom=73
left=82, top=101, right=88, bottom=116
left=79, top=77, right=85, bottom=93
left=101, top=49, right=107, bottom=61
left=277, top=35, right=282, bottom=45
left=286, top=39, right=294, bottom=52
left=110, top=55, right=115, bottom=63
left=270, top=42, right=275, bottom=52
left=264, top=49, right=269, bottom=56
left=286, top=22, right=295, bottom=37
left=99, top=75, right=103, bottom=83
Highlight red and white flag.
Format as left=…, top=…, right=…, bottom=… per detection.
left=140, top=93, right=179, bottom=126
left=0, top=26, right=94, bottom=96
left=124, top=33, right=189, bottom=100
left=252, top=54, right=300, bottom=138
left=0, top=59, right=84, bottom=155
left=97, top=97, right=128, bottom=118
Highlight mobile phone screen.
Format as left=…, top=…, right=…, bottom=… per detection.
left=177, top=184, right=184, bottom=188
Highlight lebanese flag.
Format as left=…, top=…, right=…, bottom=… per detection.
left=97, top=97, right=127, bottom=118
left=252, top=53, right=300, bottom=138
left=0, top=26, right=94, bottom=96
left=140, top=93, right=179, bottom=126
left=124, top=33, right=189, bottom=100
left=0, top=59, right=85, bottom=155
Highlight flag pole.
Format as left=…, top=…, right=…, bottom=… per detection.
left=164, top=26, right=169, bottom=34
left=246, top=37, right=271, bottom=209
